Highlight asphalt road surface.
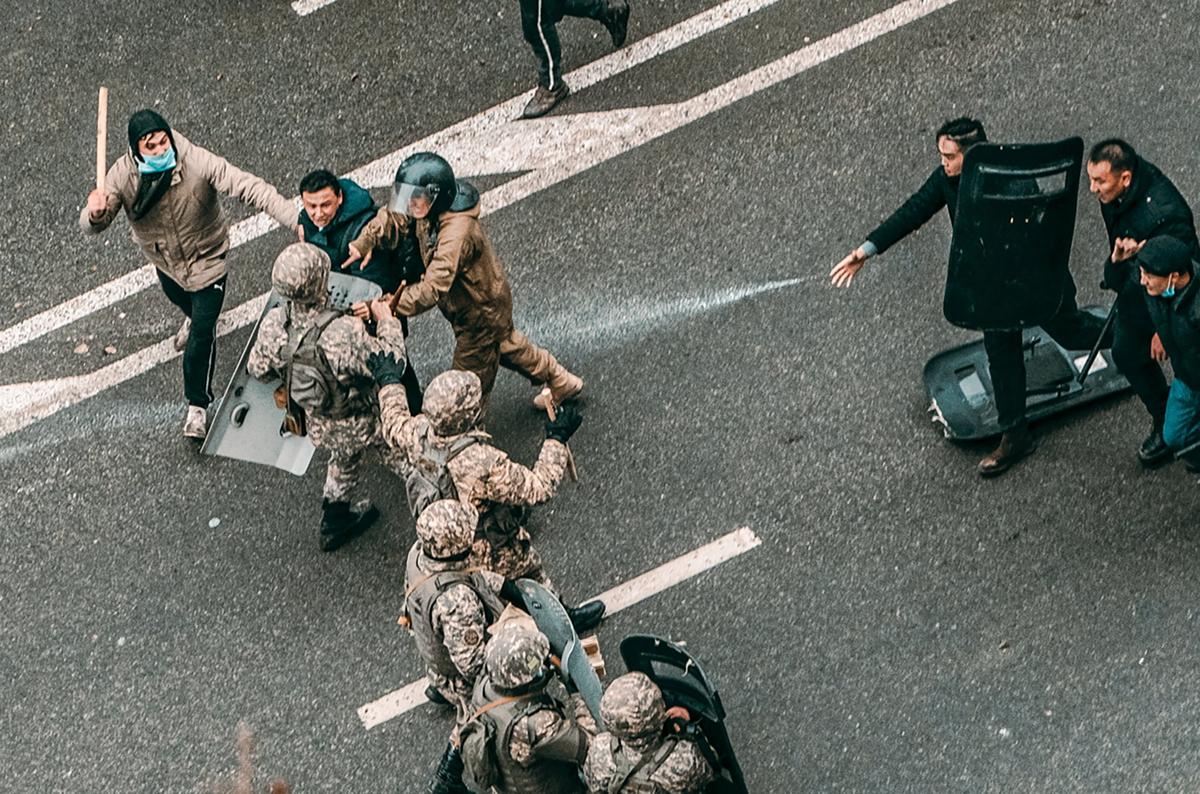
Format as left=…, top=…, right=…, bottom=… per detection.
left=4, top=0, right=1200, bottom=791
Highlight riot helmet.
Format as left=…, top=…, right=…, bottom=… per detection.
left=423, top=369, right=483, bottom=436
left=485, top=622, right=552, bottom=692
left=390, top=152, right=457, bottom=218
left=271, top=242, right=330, bottom=305
left=415, top=499, right=478, bottom=559
left=600, top=672, right=666, bottom=742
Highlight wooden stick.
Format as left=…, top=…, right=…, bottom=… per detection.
left=541, top=388, right=578, bottom=482
left=95, top=86, right=108, bottom=190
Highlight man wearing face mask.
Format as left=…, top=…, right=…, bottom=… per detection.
left=1134, top=237, right=1200, bottom=471
left=831, top=117, right=1110, bottom=477
left=81, top=109, right=297, bottom=440
left=1085, top=139, right=1199, bottom=466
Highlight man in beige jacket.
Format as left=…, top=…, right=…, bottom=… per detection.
left=82, top=109, right=297, bottom=439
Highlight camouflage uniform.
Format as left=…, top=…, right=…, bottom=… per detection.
left=377, top=370, right=569, bottom=585
left=583, top=673, right=714, bottom=794
left=247, top=243, right=411, bottom=506
left=403, top=500, right=507, bottom=725
left=461, top=622, right=597, bottom=793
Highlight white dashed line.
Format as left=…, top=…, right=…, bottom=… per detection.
left=291, top=0, right=338, bottom=16
left=356, top=527, right=762, bottom=730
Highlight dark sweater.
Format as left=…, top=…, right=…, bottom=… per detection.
left=1144, top=274, right=1200, bottom=390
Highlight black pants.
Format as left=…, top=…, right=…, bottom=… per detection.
left=157, top=270, right=225, bottom=409
left=520, top=0, right=608, bottom=89
left=1111, top=287, right=1169, bottom=427
left=982, top=292, right=1112, bottom=433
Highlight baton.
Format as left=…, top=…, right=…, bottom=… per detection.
left=95, top=86, right=108, bottom=190
left=540, top=388, right=578, bottom=482
left=1076, top=302, right=1119, bottom=385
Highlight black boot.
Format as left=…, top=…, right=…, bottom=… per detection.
left=428, top=743, right=469, bottom=794
left=1138, top=423, right=1173, bottom=466
left=602, top=0, right=631, bottom=48
left=319, top=499, right=379, bottom=552
left=977, top=427, right=1037, bottom=478
left=566, top=600, right=606, bottom=634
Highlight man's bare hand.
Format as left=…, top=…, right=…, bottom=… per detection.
left=86, top=189, right=109, bottom=220
left=368, top=297, right=394, bottom=325
left=349, top=300, right=372, bottom=321
left=1111, top=237, right=1144, bottom=264
left=344, top=243, right=373, bottom=271
left=1150, top=332, right=1168, bottom=362
left=831, top=247, right=869, bottom=288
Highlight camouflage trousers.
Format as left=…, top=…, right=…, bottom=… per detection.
left=469, top=527, right=555, bottom=593
left=310, top=413, right=411, bottom=503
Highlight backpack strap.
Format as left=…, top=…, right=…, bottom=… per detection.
left=610, top=737, right=678, bottom=794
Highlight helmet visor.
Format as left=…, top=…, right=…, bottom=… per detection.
left=389, top=181, right=440, bottom=216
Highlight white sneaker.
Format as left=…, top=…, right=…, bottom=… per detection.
left=183, top=406, right=207, bottom=440
left=173, top=318, right=191, bottom=352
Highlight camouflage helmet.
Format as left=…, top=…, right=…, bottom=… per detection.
left=415, top=499, right=478, bottom=559
left=424, top=369, right=483, bottom=436
left=600, top=672, right=666, bottom=739
left=485, top=622, right=551, bottom=691
left=271, top=242, right=330, bottom=304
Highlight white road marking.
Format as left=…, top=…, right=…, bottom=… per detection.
left=0, top=0, right=784, bottom=359
left=291, top=0, right=338, bottom=16
left=356, top=527, right=762, bottom=730
left=0, top=0, right=963, bottom=438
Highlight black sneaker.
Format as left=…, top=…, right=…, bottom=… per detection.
left=602, top=0, right=631, bottom=48
left=522, top=83, right=570, bottom=119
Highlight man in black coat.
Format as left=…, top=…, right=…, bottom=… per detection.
left=298, top=169, right=424, bottom=413
left=1085, top=139, right=1199, bottom=465
left=831, top=117, right=1109, bottom=477
left=1134, top=236, right=1200, bottom=470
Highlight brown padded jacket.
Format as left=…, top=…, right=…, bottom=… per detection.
left=80, top=131, right=296, bottom=291
left=352, top=203, right=514, bottom=332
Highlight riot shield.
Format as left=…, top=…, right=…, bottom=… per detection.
left=514, top=579, right=606, bottom=727
left=619, top=634, right=746, bottom=793
left=945, top=137, right=1084, bottom=330
left=201, top=273, right=381, bottom=474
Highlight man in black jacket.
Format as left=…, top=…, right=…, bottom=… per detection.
left=831, top=117, right=1109, bottom=477
left=298, top=169, right=424, bottom=413
left=1134, top=237, right=1200, bottom=470
left=1085, top=140, right=1199, bottom=465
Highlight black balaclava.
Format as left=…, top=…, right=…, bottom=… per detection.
left=127, top=109, right=177, bottom=220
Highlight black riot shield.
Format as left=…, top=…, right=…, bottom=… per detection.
left=944, top=137, right=1084, bottom=331
left=619, top=635, right=747, bottom=794
left=201, top=273, right=381, bottom=474
left=515, top=579, right=606, bottom=727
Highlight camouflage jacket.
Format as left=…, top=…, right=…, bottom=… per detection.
left=247, top=305, right=406, bottom=431
left=377, top=383, right=569, bottom=512
left=583, top=733, right=714, bottom=794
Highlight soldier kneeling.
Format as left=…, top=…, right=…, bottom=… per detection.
left=460, top=621, right=598, bottom=793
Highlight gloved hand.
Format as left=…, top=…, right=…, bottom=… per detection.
left=367, top=351, right=407, bottom=387
left=544, top=402, right=582, bottom=444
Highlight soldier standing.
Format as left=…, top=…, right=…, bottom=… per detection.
left=368, top=356, right=605, bottom=633
left=246, top=242, right=411, bottom=551
left=403, top=500, right=508, bottom=794
left=349, top=152, right=584, bottom=413
left=583, top=673, right=714, bottom=794
left=459, top=621, right=597, bottom=793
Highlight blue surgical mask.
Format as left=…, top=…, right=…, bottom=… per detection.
left=138, top=147, right=176, bottom=174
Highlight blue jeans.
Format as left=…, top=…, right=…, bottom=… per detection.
left=1162, top=378, right=1200, bottom=454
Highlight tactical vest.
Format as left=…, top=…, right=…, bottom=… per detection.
left=464, top=679, right=586, bottom=794
left=606, top=736, right=682, bottom=794
left=283, top=305, right=356, bottom=420
left=403, top=545, right=504, bottom=679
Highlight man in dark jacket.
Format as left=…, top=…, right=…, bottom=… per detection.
left=1085, top=139, right=1199, bottom=465
left=831, top=117, right=1109, bottom=477
left=1134, top=237, right=1200, bottom=470
left=298, top=169, right=423, bottom=413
